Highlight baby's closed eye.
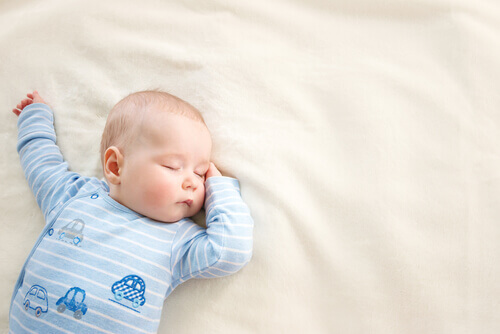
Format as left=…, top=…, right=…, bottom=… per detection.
left=163, top=165, right=206, bottom=179
left=163, top=165, right=180, bottom=171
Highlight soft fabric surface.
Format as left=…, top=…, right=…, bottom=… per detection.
left=1, top=0, right=499, bottom=333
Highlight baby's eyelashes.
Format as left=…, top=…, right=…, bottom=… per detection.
left=164, top=165, right=206, bottom=179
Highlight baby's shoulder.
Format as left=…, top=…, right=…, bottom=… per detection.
left=76, top=177, right=109, bottom=195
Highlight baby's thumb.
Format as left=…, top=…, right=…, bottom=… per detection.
left=206, top=162, right=222, bottom=179
left=32, top=90, right=44, bottom=103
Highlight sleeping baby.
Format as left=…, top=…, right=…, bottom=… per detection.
left=9, top=90, right=254, bottom=333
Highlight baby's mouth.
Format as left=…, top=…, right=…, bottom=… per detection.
left=180, top=199, right=193, bottom=207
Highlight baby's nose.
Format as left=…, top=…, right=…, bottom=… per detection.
left=182, top=176, right=197, bottom=190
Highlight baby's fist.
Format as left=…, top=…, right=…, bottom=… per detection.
left=205, top=162, right=222, bottom=179
left=12, top=91, right=46, bottom=116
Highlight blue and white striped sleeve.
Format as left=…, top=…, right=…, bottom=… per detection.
left=17, top=103, right=90, bottom=222
left=170, top=176, right=254, bottom=285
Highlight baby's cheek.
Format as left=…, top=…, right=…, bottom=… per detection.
left=153, top=185, right=172, bottom=206
left=140, top=177, right=167, bottom=205
left=195, top=186, right=206, bottom=209
left=144, top=188, right=161, bottom=208
left=197, top=185, right=205, bottom=202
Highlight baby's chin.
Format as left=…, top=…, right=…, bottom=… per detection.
left=148, top=206, right=203, bottom=223
left=150, top=212, right=184, bottom=223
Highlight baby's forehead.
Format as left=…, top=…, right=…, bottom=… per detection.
left=141, top=106, right=207, bottom=131
left=136, top=114, right=212, bottom=166
left=138, top=109, right=211, bottom=146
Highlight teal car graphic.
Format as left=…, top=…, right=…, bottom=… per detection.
left=24, top=285, right=48, bottom=317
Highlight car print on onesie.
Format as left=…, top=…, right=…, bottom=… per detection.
left=56, top=287, right=88, bottom=320
left=48, top=218, right=85, bottom=247
left=24, top=285, right=48, bottom=317
left=109, top=275, right=146, bottom=313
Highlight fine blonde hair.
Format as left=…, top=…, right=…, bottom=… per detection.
left=99, top=90, right=205, bottom=166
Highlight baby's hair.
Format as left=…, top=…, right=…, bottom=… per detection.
left=99, top=90, right=206, bottom=166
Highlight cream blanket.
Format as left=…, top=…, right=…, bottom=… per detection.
left=1, top=0, right=499, bottom=333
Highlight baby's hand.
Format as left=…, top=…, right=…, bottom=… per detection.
left=205, top=162, right=222, bottom=179
left=12, top=91, right=46, bottom=117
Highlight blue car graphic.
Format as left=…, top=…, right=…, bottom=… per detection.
left=111, top=275, right=146, bottom=308
left=56, top=287, right=88, bottom=320
left=57, top=219, right=85, bottom=246
left=24, top=285, right=48, bottom=317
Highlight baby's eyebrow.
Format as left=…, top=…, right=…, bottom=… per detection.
left=161, top=153, right=210, bottom=167
left=160, top=153, right=184, bottom=159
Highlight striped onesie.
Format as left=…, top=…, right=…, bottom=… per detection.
left=9, top=103, right=254, bottom=333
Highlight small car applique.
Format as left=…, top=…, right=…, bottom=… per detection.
left=24, top=285, right=48, bottom=317
left=56, top=287, right=88, bottom=320
left=57, top=219, right=85, bottom=246
left=111, top=275, right=146, bottom=308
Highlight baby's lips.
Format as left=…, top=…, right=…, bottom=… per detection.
left=180, top=199, right=193, bottom=207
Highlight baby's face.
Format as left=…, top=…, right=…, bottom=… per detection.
left=117, top=109, right=212, bottom=223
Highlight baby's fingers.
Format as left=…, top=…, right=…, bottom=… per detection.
left=23, top=98, right=33, bottom=108
left=14, top=98, right=33, bottom=115
left=12, top=92, right=39, bottom=117
left=19, top=98, right=33, bottom=110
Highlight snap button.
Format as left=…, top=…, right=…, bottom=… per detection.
left=91, top=194, right=99, bottom=199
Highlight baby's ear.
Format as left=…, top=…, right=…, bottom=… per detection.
left=103, top=146, right=123, bottom=185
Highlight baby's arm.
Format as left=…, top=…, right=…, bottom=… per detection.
left=13, top=91, right=90, bottom=221
left=170, top=168, right=254, bottom=286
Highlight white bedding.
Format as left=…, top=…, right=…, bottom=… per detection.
left=1, top=0, right=499, bottom=333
